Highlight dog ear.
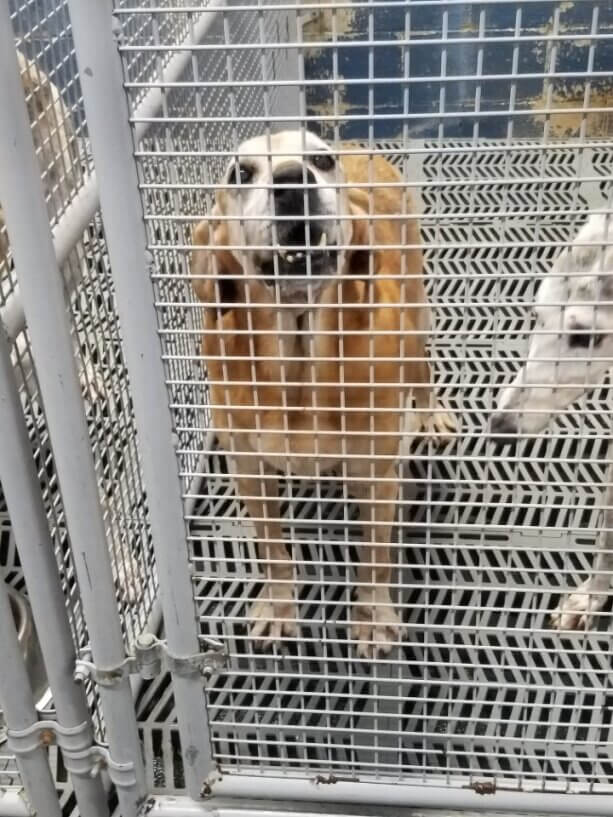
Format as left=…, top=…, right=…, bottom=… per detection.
left=346, top=189, right=371, bottom=278
left=191, top=219, right=242, bottom=315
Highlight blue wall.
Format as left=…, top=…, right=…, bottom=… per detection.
left=303, top=1, right=613, bottom=141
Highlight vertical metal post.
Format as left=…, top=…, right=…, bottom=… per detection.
left=0, top=12, right=146, bottom=817
left=0, top=329, right=110, bottom=817
left=64, top=0, right=213, bottom=797
left=0, top=579, right=62, bottom=817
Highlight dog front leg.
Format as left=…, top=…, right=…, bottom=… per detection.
left=349, top=467, right=406, bottom=658
left=233, top=454, right=298, bottom=647
left=552, top=454, right=613, bottom=630
left=413, top=361, right=457, bottom=444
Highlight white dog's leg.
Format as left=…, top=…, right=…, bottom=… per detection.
left=551, top=457, right=613, bottom=630
left=421, top=405, right=457, bottom=441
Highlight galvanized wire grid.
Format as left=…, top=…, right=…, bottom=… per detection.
left=0, top=748, right=20, bottom=788
left=125, top=0, right=613, bottom=795
left=3, top=0, right=160, bottom=647
left=124, top=1, right=298, bottom=488
left=1, top=3, right=166, bottom=779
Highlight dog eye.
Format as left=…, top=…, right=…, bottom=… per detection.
left=227, top=163, right=254, bottom=186
left=310, top=153, right=335, bottom=172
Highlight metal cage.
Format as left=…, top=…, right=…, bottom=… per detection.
left=0, top=1, right=612, bottom=816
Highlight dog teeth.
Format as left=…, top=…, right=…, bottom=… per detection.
left=286, top=253, right=294, bottom=263
left=295, top=252, right=304, bottom=260
left=318, top=233, right=327, bottom=248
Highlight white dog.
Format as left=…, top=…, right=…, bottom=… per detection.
left=492, top=213, right=613, bottom=629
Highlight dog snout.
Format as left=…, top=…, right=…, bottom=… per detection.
left=568, top=326, right=605, bottom=348
left=273, top=166, right=316, bottom=216
left=273, top=165, right=324, bottom=249
left=490, top=412, right=518, bottom=447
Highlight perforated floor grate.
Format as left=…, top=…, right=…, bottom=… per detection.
left=142, top=140, right=613, bottom=794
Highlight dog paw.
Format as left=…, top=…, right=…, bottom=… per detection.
left=421, top=406, right=457, bottom=444
left=112, top=551, right=144, bottom=606
left=350, top=590, right=406, bottom=658
left=249, top=583, right=299, bottom=647
left=80, top=358, right=106, bottom=406
left=550, top=583, right=608, bottom=630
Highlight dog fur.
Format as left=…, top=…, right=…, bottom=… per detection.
left=1, top=51, right=78, bottom=274
left=492, top=213, right=613, bottom=629
left=191, top=130, right=455, bottom=657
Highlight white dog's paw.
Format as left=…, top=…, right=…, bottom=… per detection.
left=249, top=583, right=299, bottom=647
left=112, top=552, right=143, bottom=606
left=421, top=406, right=457, bottom=444
left=550, top=582, right=608, bottom=630
left=350, top=589, right=406, bottom=658
left=79, top=358, right=106, bottom=406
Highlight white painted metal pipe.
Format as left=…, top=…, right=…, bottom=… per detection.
left=0, top=581, right=62, bottom=817
left=148, top=779, right=613, bottom=816
left=0, top=328, right=110, bottom=817
left=65, top=0, right=214, bottom=800
left=0, top=14, right=146, bottom=817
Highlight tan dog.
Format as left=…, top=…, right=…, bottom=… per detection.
left=191, top=130, right=454, bottom=657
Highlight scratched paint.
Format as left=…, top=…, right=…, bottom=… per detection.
left=303, top=1, right=613, bottom=142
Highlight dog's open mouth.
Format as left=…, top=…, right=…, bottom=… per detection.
left=259, top=243, right=338, bottom=288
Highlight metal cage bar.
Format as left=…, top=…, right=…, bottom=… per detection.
left=123, top=0, right=613, bottom=807
left=0, top=10, right=146, bottom=817
left=64, top=0, right=214, bottom=799
left=0, top=579, right=62, bottom=817
left=149, top=785, right=613, bottom=817
left=0, top=327, right=109, bottom=817
left=0, top=2, right=223, bottom=348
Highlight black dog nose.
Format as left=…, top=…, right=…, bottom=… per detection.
left=490, top=413, right=518, bottom=446
left=568, top=327, right=605, bottom=348
left=273, top=166, right=316, bottom=216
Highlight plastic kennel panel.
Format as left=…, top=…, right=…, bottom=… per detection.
left=119, top=0, right=613, bottom=811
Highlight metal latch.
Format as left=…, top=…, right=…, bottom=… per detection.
left=7, top=719, right=136, bottom=788
left=74, top=633, right=227, bottom=688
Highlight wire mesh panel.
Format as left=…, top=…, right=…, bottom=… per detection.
left=0, top=7, right=164, bottom=800
left=1, top=0, right=161, bottom=653
left=119, top=0, right=613, bottom=803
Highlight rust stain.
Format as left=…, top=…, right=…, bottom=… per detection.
left=529, top=87, right=613, bottom=138
left=307, top=97, right=352, bottom=118
left=472, top=778, right=497, bottom=795
left=302, top=3, right=356, bottom=44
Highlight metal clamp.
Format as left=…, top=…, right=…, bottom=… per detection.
left=74, top=633, right=227, bottom=688
left=7, top=719, right=137, bottom=788
left=64, top=744, right=137, bottom=789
